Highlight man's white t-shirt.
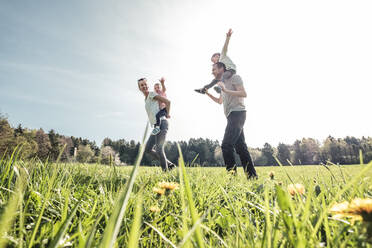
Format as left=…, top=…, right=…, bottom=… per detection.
left=145, top=91, right=160, bottom=126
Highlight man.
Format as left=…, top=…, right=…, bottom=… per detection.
left=205, top=62, right=257, bottom=179
left=137, top=78, right=175, bottom=171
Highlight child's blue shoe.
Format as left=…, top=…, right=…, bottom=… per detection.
left=152, top=126, right=161, bottom=135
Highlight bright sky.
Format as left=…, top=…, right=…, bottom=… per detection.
left=1, top=0, right=371, bottom=148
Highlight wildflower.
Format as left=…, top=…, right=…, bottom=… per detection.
left=269, top=171, right=275, bottom=180
left=287, top=184, right=305, bottom=196
left=158, top=181, right=179, bottom=190
left=348, top=198, right=372, bottom=222
left=153, top=187, right=165, bottom=195
left=150, top=206, right=160, bottom=213
left=330, top=201, right=350, bottom=219
left=330, top=198, right=372, bottom=222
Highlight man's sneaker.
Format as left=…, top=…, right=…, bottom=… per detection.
left=194, top=88, right=206, bottom=94
left=151, top=127, right=160, bottom=135
left=214, top=86, right=222, bottom=93
left=168, top=162, right=177, bottom=170
left=247, top=173, right=258, bottom=180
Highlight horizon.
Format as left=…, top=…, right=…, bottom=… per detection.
left=1, top=111, right=370, bottom=149
left=1, top=0, right=371, bottom=148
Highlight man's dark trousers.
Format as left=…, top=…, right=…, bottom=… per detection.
left=221, top=111, right=257, bottom=176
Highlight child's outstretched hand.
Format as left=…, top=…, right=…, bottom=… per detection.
left=227, top=29, right=233, bottom=37
left=166, top=114, right=171, bottom=119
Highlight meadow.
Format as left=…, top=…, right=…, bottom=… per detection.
left=0, top=147, right=372, bottom=248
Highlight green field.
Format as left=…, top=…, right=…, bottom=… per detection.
left=1, top=154, right=372, bottom=247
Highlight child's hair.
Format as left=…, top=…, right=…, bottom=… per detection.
left=211, top=53, right=221, bottom=59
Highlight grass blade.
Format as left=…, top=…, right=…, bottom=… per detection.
left=359, top=149, right=364, bottom=165
left=127, top=195, right=143, bottom=248
left=84, top=215, right=102, bottom=248
left=177, top=144, right=204, bottom=248
left=178, top=147, right=190, bottom=248
left=99, top=124, right=148, bottom=248
left=48, top=200, right=81, bottom=248
left=0, top=172, right=25, bottom=248
left=178, top=215, right=205, bottom=248
left=28, top=164, right=58, bottom=248
left=144, top=222, right=177, bottom=248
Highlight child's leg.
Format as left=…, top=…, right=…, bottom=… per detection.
left=155, top=111, right=161, bottom=127
left=221, top=69, right=236, bottom=82
left=203, top=78, right=219, bottom=90
left=152, top=108, right=167, bottom=135
left=155, top=108, right=167, bottom=125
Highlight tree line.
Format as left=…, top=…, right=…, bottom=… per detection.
left=1, top=114, right=371, bottom=166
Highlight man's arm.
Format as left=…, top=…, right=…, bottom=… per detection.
left=154, top=95, right=171, bottom=117
left=217, top=82, right=247, bottom=98
left=205, top=89, right=223, bottom=104
left=221, top=29, right=233, bottom=57
left=159, top=77, right=166, bottom=93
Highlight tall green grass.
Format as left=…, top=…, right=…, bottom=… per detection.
left=0, top=144, right=371, bottom=247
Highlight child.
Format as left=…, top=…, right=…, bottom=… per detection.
left=195, top=29, right=236, bottom=94
left=152, top=77, right=168, bottom=135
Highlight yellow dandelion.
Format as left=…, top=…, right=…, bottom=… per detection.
left=349, top=198, right=372, bottom=222
left=158, top=181, right=167, bottom=188
left=149, top=206, right=160, bottom=213
left=153, top=187, right=165, bottom=195
left=158, top=181, right=179, bottom=190
left=330, top=201, right=350, bottom=220
left=287, top=184, right=305, bottom=196
left=330, top=198, right=372, bottom=222
left=269, top=171, right=275, bottom=180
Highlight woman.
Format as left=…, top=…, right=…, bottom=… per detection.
left=137, top=77, right=175, bottom=171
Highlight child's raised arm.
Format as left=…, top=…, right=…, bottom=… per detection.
left=159, top=77, right=166, bottom=93
left=221, top=29, right=233, bottom=57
